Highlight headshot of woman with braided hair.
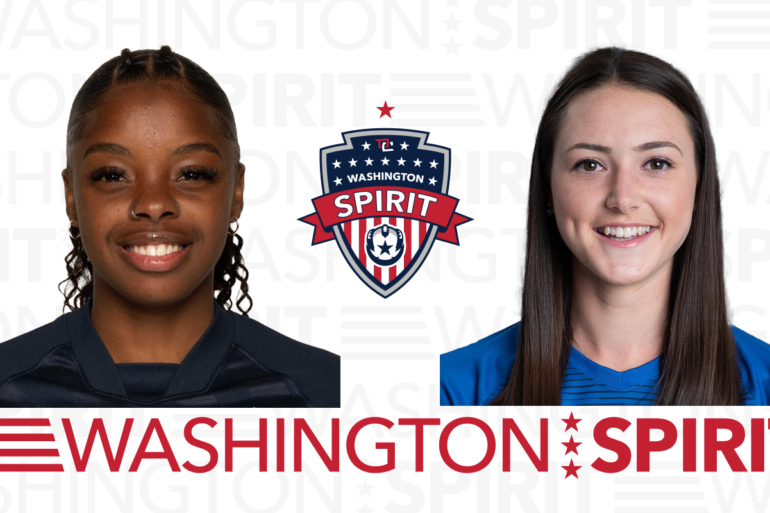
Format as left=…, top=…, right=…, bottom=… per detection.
left=0, top=46, right=339, bottom=407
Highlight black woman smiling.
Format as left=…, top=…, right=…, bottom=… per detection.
left=0, top=47, right=340, bottom=407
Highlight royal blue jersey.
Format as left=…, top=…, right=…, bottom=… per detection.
left=440, top=323, right=770, bottom=406
left=0, top=298, right=340, bottom=408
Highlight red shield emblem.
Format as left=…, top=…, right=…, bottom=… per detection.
left=300, top=129, right=471, bottom=298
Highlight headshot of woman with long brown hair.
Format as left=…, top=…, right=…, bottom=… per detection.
left=0, top=46, right=339, bottom=408
left=440, top=46, right=770, bottom=406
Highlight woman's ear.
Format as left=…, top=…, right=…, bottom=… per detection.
left=62, top=168, right=78, bottom=226
left=231, top=163, right=245, bottom=220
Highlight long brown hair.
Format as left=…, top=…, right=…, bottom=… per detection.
left=491, top=46, right=741, bottom=405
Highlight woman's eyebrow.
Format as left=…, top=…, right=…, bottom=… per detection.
left=171, top=142, right=222, bottom=159
left=83, top=143, right=132, bottom=160
left=564, top=141, right=683, bottom=156
left=632, top=140, right=683, bottom=156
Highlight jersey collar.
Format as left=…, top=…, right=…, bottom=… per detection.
left=568, top=346, right=660, bottom=391
left=66, top=297, right=236, bottom=400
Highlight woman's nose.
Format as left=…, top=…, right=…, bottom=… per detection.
left=605, top=165, right=642, bottom=214
left=129, top=181, right=180, bottom=222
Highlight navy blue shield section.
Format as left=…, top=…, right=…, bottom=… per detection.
left=319, top=129, right=450, bottom=298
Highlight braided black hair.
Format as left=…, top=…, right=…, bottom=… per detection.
left=60, top=46, right=252, bottom=316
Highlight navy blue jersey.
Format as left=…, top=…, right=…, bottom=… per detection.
left=0, top=299, right=339, bottom=408
left=440, top=322, right=770, bottom=406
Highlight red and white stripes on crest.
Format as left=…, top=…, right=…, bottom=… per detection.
left=0, top=418, right=63, bottom=472
left=342, top=217, right=427, bottom=285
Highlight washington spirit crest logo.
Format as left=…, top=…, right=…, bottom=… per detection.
left=300, top=129, right=471, bottom=297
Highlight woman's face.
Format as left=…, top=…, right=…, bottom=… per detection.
left=64, top=82, right=245, bottom=307
left=550, top=83, right=698, bottom=287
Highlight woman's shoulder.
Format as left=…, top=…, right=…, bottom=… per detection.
left=229, top=312, right=340, bottom=407
left=0, top=314, right=71, bottom=386
left=440, top=322, right=520, bottom=406
left=732, top=326, right=770, bottom=405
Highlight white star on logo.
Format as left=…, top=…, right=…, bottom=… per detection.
left=349, top=158, right=357, bottom=167
left=381, top=157, right=390, bottom=166
left=397, top=158, right=406, bottom=166
left=429, top=160, right=439, bottom=169
left=400, top=142, right=409, bottom=150
left=332, top=160, right=341, bottom=169
left=413, top=158, right=422, bottom=167
left=365, top=158, right=373, bottom=166
left=334, top=177, right=342, bottom=186
left=362, top=141, right=370, bottom=150
left=429, top=177, right=437, bottom=186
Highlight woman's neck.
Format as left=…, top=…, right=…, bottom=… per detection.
left=89, top=275, right=216, bottom=364
left=570, top=259, right=671, bottom=372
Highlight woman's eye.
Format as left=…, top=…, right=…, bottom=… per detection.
left=572, top=157, right=674, bottom=174
left=573, top=159, right=603, bottom=173
left=178, top=167, right=218, bottom=181
left=645, top=157, right=674, bottom=172
left=87, top=167, right=126, bottom=182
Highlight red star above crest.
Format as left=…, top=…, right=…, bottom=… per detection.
left=562, top=459, right=581, bottom=479
left=562, top=435, right=581, bottom=455
left=377, top=101, right=395, bottom=118
left=562, top=412, right=581, bottom=432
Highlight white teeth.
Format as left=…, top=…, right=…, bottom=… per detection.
left=128, top=244, right=183, bottom=256
left=599, top=226, right=654, bottom=240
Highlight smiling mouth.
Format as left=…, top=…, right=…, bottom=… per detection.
left=595, top=225, right=657, bottom=242
left=124, top=243, right=188, bottom=256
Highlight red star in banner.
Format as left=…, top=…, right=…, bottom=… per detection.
left=377, top=101, right=395, bottom=118
left=562, top=459, right=581, bottom=479
left=562, top=435, right=581, bottom=455
left=562, top=412, right=581, bottom=432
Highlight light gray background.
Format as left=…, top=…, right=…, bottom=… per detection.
left=1, top=0, right=769, bottom=511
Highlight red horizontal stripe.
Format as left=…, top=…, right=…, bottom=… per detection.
left=312, top=186, right=459, bottom=229
left=0, top=448, right=59, bottom=457
left=0, top=434, right=55, bottom=442
left=0, top=464, right=64, bottom=472
left=0, top=419, right=50, bottom=427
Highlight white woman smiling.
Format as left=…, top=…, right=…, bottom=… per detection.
left=0, top=47, right=339, bottom=407
left=441, top=46, right=770, bottom=406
